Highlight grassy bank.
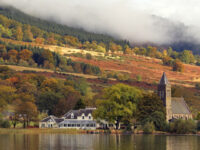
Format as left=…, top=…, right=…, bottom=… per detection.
left=0, top=128, right=199, bottom=135
left=0, top=128, right=87, bottom=134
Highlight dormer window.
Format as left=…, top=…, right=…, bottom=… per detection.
left=71, top=113, right=74, bottom=119
left=82, top=116, right=84, bottom=119
left=89, top=116, right=91, bottom=120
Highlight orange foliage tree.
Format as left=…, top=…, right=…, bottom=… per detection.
left=19, top=49, right=33, bottom=61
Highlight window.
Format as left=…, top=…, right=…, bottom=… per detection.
left=82, top=116, right=85, bottom=119
left=77, top=124, right=80, bottom=127
left=89, top=116, right=91, bottom=120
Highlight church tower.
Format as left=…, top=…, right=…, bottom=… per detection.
left=158, top=72, right=172, bottom=122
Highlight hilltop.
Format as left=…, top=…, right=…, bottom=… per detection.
left=0, top=6, right=127, bottom=45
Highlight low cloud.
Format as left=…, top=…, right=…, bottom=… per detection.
left=1, top=0, right=200, bottom=45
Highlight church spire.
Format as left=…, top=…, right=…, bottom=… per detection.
left=159, top=72, right=169, bottom=85
left=158, top=72, right=172, bottom=122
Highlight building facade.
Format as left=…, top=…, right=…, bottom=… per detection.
left=39, top=108, right=97, bottom=130
left=39, top=115, right=64, bottom=128
left=59, top=108, right=97, bottom=130
left=158, top=72, right=193, bottom=122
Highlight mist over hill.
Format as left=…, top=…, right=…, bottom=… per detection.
left=1, top=0, right=200, bottom=53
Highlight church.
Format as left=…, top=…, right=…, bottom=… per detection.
left=157, top=72, right=193, bottom=122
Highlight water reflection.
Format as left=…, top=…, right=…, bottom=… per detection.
left=0, top=134, right=199, bottom=150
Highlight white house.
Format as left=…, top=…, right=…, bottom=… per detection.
left=59, top=108, right=97, bottom=130
left=39, top=108, right=97, bottom=130
left=39, top=115, right=64, bottom=128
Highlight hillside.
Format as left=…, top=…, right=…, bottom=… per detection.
left=1, top=37, right=200, bottom=88
left=0, top=36, right=200, bottom=113
left=0, top=6, right=127, bottom=45
left=0, top=7, right=199, bottom=114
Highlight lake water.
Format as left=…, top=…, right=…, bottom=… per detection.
left=0, top=134, right=199, bottom=150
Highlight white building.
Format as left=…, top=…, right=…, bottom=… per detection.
left=39, top=108, right=97, bottom=130
left=59, top=108, right=97, bottom=130
left=39, top=115, right=64, bottom=128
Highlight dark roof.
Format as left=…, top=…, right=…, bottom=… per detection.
left=171, top=97, right=191, bottom=114
left=159, top=72, right=170, bottom=85
left=54, top=118, right=64, bottom=123
left=63, top=108, right=96, bottom=119
left=41, top=115, right=57, bottom=122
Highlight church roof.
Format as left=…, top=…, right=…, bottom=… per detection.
left=159, top=72, right=169, bottom=85
left=171, top=97, right=191, bottom=114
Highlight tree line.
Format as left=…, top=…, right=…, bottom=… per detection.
left=94, top=84, right=199, bottom=134
left=0, top=67, right=199, bottom=133
left=0, top=66, right=93, bottom=128
left=0, top=41, right=101, bottom=75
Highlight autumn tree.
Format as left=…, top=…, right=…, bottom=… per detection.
left=19, top=49, right=33, bottom=61
left=173, top=59, right=184, bottom=72
left=109, top=42, right=122, bottom=52
left=35, top=37, right=44, bottom=44
left=41, top=50, right=54, bottom=64
left=31, top=26, right=43, bottom=38
left=23, top=25, right=33, bottom=42
left=124, top=45, right=132, bottom=54
left=7, top=49, right=18, bottom=63
left=53, top=86, right=81, bottom=116
left=0, top=44, right=6, bottom=58
left=0, top=85, right=16, bottom=111
left=94, top=84, right=142, bottom=129
left=162, top=56, right=173, bottom=66
left=14, top=97, right=37, bottom=128
left=64, top=35, right=81, bottom=47
left=13, top=25, right=23, bottom=41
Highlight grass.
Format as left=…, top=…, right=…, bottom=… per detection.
left=0, top=128, right=87, bottom=134
left=0, top=64, right=99, bottom=79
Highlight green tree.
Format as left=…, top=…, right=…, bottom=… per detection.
left=0, top=85, right=16, bottom=110
left=180, top=50, right=195, bottom=64
left=94, top=84, right=142, bottom=129
left=137, top=93, right=166, bottom=130
left=23, top=25, right=33, bottom=42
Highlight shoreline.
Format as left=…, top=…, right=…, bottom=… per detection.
left=0, top=128, right=199, bottom=136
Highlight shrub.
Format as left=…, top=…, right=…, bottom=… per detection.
left=18, top=59, right=29, bottom=67
left=0, top=119, right=11, bottom=128
left=162, top=56, right=174, bottom=66
left=197, top=121, right=200, bottom=131
left=86, top=53, right=92, bottom=60
left=173, top=59, right=184, bottom=72
left=169, top=119, right=196, bottom=134
left=195, top=83, right=200, bottom=90
left=143, top=122, right=155, bottom=134
left=196, top=112, right=200, bottom=120
left=136, top=75, right=142, bottom=82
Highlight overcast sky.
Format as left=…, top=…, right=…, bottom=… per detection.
left=1, top=0, right=200, bottom=45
